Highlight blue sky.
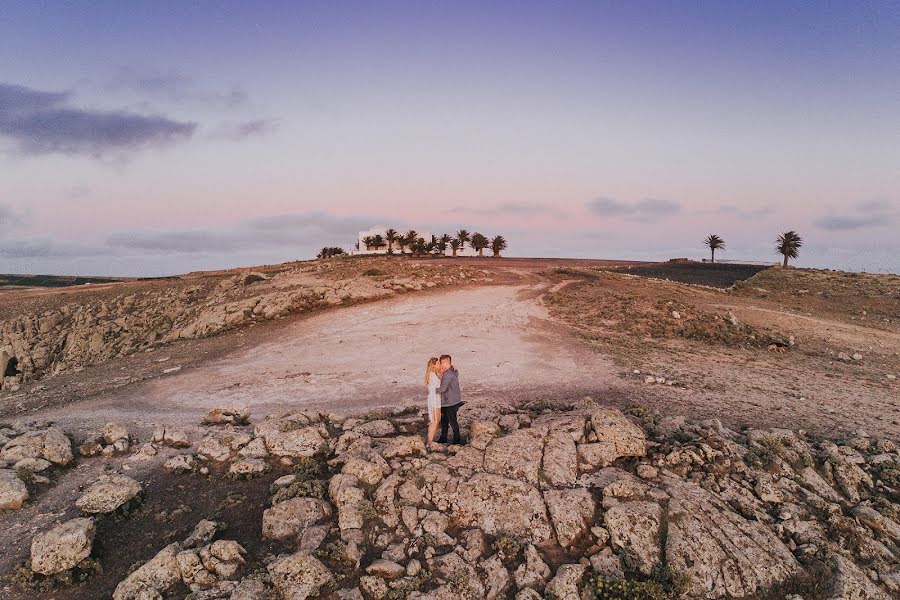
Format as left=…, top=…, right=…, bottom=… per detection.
left=1, top=1, right=898, bottom=275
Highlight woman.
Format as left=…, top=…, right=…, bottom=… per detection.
left=425, top=357, right=442, bottom=447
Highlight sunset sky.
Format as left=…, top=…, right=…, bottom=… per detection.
left=2, top=1, right=898, bottom=276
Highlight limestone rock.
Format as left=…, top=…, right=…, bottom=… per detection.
left=353, top=419, right=396, bottom=437
left=152, top=427, right=191, bottom=448
left=30, top=517, right=96, bottom=575
left=259, top=425, right=329, bottom=459
left=828, top=553, right=891, bottom=600
left=103, top=422, right=129, bottom=444
left=263, top=498, right=333, bottom=541
left=1, top=427, right=72, bottom=465
left=76, top=474, right=142, bottom=514
left=541, top=429, right=577, bottom=487
left=342, top=456, right=388, bottom=487
left=480, top=555, right=510, bottom=600
left=603, top=500, right=662, bottom=575
left=589, top=408, right=647, bottom=460
left=483, top=429, right=544, bottom=486
left=382, top=435, right=425, bottom=458
left=513, top=544, right=551, bottom=592
left=545, top=563, right=587, bottom=600
left=469, top=420, right=501, bottom=451
left=577, top=442, right=619, bottom=470
left=663, top=475, right=799, bottom=598
left=268, top=551, right=335, bottom=600
left=366, top=559, right=405, bottom=579
left=113, top=543, right=182, bottom=600
left=453, top=473, right=553, bottom=544
left=228, top=458, right=269, bottom=478
left=544, top=488, right=596, bottom=547
left=0, top=468, right=29, bottom=509
left=207, top=406, right=250, bottom=425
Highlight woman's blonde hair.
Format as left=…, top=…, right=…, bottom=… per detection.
left=425, top=357, right=439, bottom=384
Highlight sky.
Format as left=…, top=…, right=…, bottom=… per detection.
left=1, top=1, right=898, bottom=276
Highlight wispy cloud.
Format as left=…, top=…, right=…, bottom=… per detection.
left=586, top=197, right=681, bottom=222
left=106, top=211, right=379, bottom=254
left=714, top=204, right=774, bottom=218
left=447, top=202, right=566, bottom=218
left=815, top=200, right=897, bottom=231
left=0, top=82, right=196, bottom=157
left=106, top=66, right=248, bottom=108
left=208, top=118, right=278, bottom=141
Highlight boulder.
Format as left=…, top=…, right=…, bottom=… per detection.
left=228, top=458, right=269, bottom=478
left=207, top=406, right=251, bottom=425
left=453, top=473, right=553, bottom=544
left=603, top=501, right=662, bottom=575
left=341, top=456, right=388, bottom=487
left=103, top=422, right=129, bottom=444
left=0, top=468, right=29, bottom=509
left=0, top=427, right=72, bottom=465
left=267, top=551, right=335, bottom=600
left=113, top=543, right=182, bottom=600
left=544, top=488, right=596, bottom=547
left=541, top=429, right=577, bottom=487
left=30, top=517, right=96, bottom=575
left=589, top=408, right=647, bottom=460
left=151, top=427, right=191, bottom=448
left=662, top=475, right=799, bottom=598
left=76, top=474, right=142, bottom=514
left=513, top=544, right=551, bottom=592
left=469, top=420, right=501, bottom=451
left=545, top=563, right=587, bottom=599
left=578, top=442, right=619, bottom=470
left=353, top=419, right=396, bottom=437
left=483, top=429, right=544, bottom=486
left=263, top=498, right=333, bottom=541
left=382, top=435, right=425, bottom=458
left=480, top=555, right=510, bottom=599
left=828, top=553, right=891, bottom=600
left=259, top=425, right=329, bottom=459
left=365, top=559, right=405, bottom=579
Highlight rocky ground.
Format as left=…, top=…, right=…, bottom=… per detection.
left=0, top=256, right=898, bottom=598
left=0, top=398, right=897, bottom=599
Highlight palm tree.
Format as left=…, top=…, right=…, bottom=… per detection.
left=470, top=232, right=489, bottom=256
left=361, top=235, right=375, bottom=251
left=775, top=231, right=802, bottom=268
left=704, top=234, right=725, bottom=263
left=449, top=239, right=461, bottom=256
left=490, top=235, right=507, bottom=257
left=437, top=234, right=451, bottom=255
left=385, top=228, right=398, bottom=254
left=413, top=237, right=427, bottom=256
left=372, top=234, right=385, bottom=252
left=403, top=230, right=418, bottom=255
left=456, top=229, right=470, bottom=251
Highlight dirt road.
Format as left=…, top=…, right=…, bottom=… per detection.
left=32, top=282, right=628, bottom=437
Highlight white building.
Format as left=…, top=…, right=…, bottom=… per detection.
left=351, top=225, right=479, bottom=256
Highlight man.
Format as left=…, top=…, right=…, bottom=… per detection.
left=435, top=354, right=462, bottom=444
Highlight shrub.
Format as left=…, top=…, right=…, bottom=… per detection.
left=492, top=533, right=522, bottom=566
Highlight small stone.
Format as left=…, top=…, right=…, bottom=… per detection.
left=102, top=422, right=129, bottom=444
left=366, top=559, right=405, bottom=579
left=636, top=465, right=658, bottom=479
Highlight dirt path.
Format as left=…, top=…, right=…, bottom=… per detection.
left=32, top=283, right=625, bottom=437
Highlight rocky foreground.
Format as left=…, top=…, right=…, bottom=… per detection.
left=1, top=399, right=898, bottom=599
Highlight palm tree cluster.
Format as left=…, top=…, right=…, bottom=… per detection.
left=317, top=246, right=346, bottom=259
left=702, top=231, right=804, bottom=267
left=364, top=228, right=508, bottom=257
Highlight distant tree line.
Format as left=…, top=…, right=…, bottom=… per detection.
left=703, top=230, right=803, bottom=267
left=359, top=229, right=508, bottom=257
left=317, top=247, right=347, bottom=259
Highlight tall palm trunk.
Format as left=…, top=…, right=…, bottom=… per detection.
left=783, top=255, right=788, bottom=268
left=710, top=248, right=715, bottom=263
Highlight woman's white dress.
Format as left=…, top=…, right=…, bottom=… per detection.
left=427, top=372, right=441, bottom=422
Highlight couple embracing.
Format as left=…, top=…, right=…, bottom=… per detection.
left=424, top=354, right=462, bottom=447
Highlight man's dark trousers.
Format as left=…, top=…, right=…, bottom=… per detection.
left=439, top=404, right=461, bottom=444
